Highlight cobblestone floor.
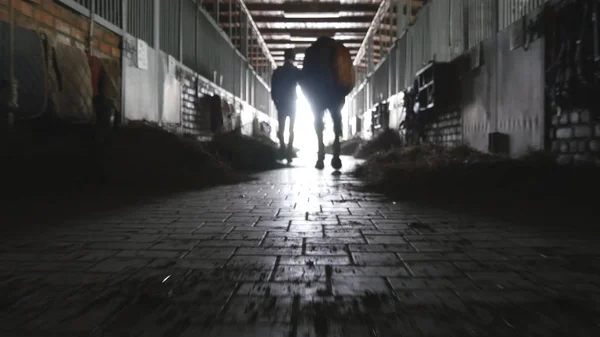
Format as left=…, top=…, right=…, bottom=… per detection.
left=1, top=156, right=600, bottom=336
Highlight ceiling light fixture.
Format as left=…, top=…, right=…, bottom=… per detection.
left=283, top=12, right=341, bottom=19
left=289, top=37, right=316, bottom=42
left=270, top=34, right=292, bottom=40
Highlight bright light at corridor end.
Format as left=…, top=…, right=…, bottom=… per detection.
left=284, top=86, right=335, bottom=156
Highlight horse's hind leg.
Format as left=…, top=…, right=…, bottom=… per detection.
left=314, top=110, right=325, bottom=170
left=330, top=103, right=343, bottom=170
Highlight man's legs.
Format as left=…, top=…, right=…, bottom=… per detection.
left=277, top=108, right=287, bottom=158
left=286, top=107, right=296, bottom=162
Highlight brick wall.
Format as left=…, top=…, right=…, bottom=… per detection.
left=423, top=110, right=462, bottom=147
left=0, top=0, right=120, bottom=60
left=548, top=108, right=600, bottom=165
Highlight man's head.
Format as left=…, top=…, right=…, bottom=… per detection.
left=284, top=49, right=295, bottom=62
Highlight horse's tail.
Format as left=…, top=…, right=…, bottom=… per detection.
left=333, top=42, right=356, bottom=97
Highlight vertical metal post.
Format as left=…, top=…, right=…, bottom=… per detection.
left=492, top=0, right=499, bottom=134
left=463, top=0, right=469, bottom=50
left=240, top=13, right=246, bottom=101
left=243, top=15, right=249, bottom=58
left=492, top=0, right=499, bottom=34
left=367, top=36, right=373, bottom=108
left=195, top=2, right=198, bottom=71
left=228, top=0, right=233, bottom=38
left=389, top=2, right=395, bottom=98
left=230, top=0, right=234, bottom=93
left=396, top=0, right=402, bottom=94
left=154, top=0, right=160, bottom=51
left=121, top=0, right=128, bottom=121
left=407, top=0, right=412, bottom=26
left=215, top=0, right=220, bottom=24
left=154, top=0, right=161, bottom=122
left=179, top=0, right=183, bottom=61
left=244, top=17, right=250, bottom=102
left=88, top=0, right=96, bottom=53
left=367, top=36, right=374, bottom=74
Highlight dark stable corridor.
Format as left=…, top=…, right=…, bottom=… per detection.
left=0, top=157, right=599, bottom=337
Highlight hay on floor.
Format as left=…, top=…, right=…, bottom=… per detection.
left=353, top=129, right=403, bottom=159
left=353, top=143, right=599, bottom=212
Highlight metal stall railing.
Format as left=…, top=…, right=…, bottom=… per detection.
left=57, top=0, right=123, bottom=33
left=347, top=0, right=550, bottom=139
left=55, top=0, right=275, bottom=126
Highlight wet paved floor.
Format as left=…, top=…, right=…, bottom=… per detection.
left=2, top=155, right=600, bottom=336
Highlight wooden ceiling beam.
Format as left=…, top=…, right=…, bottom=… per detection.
left=244, top=3, right=381, bottom=12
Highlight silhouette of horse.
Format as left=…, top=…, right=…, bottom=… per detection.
left=300, top=37, right=355, bottom=170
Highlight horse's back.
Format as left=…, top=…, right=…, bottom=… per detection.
left=333, top=43, right=355, bottom=97
left=302, top=37, right=355, bottom=101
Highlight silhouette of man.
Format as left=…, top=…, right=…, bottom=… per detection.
left=270, top=49, right=301, bottom=163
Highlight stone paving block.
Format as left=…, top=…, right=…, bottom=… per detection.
left=348, top=209, right=382, bottom=216
left=150, top=258, right=226, bottom=269
left=306, top=238, right=366, bottom=245
left=185, top=247, right=236, bottom=259
left=254, top=220, right=290, bottom=228
left=405, top=262, right=463, bottom=277
left=272, top=265, right=327, bottom=282
left=225, top=231, right=267, bottom=240
left=389, top=277, right=480, bottom=291
left=331, top=221, right=377, bottom=229
left=348, top=244, right=415, bottom=253
left=150, top=239, right=200, bottom=251
left=86, top=242, right=154, bottom=250
left=169, top=233, right=228, bottom=240
left=410, top=242, right=461, bottom=252
left=168, top=221, right=204, bottom=229
left=364, top=235, right=407, bottom=245
left=197, top=240, right=260, bottom=247
left=221, top=296, right=294, bottom=324
left=30, top=292, right=127, bottom=333
left=398, top=252, right=472, bottom=261
left=234, top=226, right=287, bottom=232
left=116, top=250, right=184, bottom=259
left=279, top=256, right=352, bottom=266
left=267, top=231, right=322, bottom=238
left=237, top=282, right=326, bottom=297
left=305, top=244, right=349, bottom=256
left=89, top=257, right=152, bottom=273
left=352, top=252, right=404, bottom=266
left=466, top=271, right=537, bottom=290
left=226, top=256, right=277, bottom=269
left=25, top=261, right=96, bottom=272
left=236, top=247, right=303, bottom=256
left=288, top=224, right=324, bottom=232
left=332, top=266, right=411, bottom=278
left=362, top=228, right=418, bottom=235
left=323, top=230, right=363, bottom=238
left=261, top=237, right=303, bottom=248
left=331, top=277, right=391, bottom=296
left=226, top=216, right=261, bottom=224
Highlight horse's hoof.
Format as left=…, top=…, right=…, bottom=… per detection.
left=315, top=160, right=324, bottom=170
left=331, top=157, right=342, bottom=170
left=278, top=147, right=286, bottom=159
left=286, top=157, right=293, bottom=165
